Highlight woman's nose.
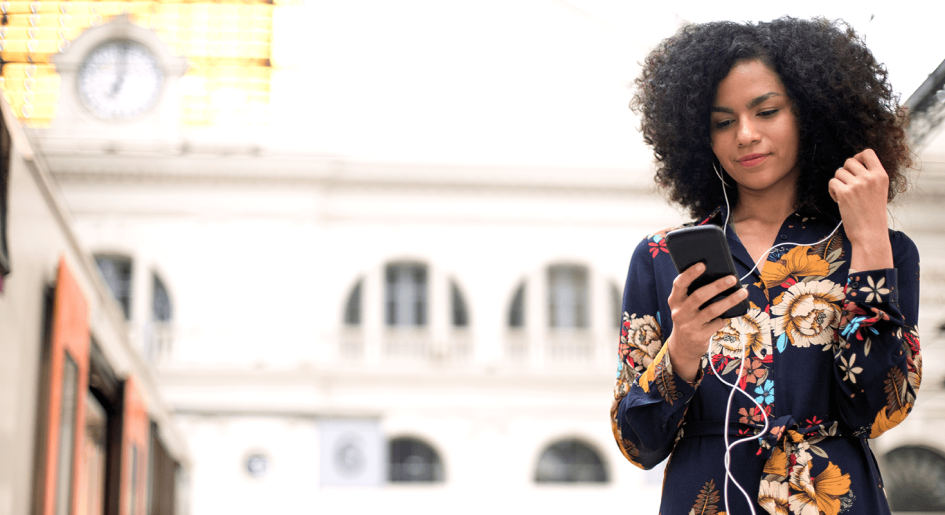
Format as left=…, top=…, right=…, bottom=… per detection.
left=736, top=119, right=760, bottom=146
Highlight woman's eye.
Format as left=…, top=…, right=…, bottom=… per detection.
left=759, top=109, right=779, bottom=117
left=714, top=119, right=733, bottom=129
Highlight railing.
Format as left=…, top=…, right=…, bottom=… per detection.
left=383, top=330, right=472, bottom=364
left=545, top=331, right=596, bottom=363
left=503, top=329, right=604, bottom=366
left=144, top=321, right=174, bottom=364
left=338, top=328, right=473, bottom=365
left=504, top=330, right=529, bottom=364
left=339, top=328, right=365, bottom=361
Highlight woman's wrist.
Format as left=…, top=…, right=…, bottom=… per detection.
left=666, top=336, right=703, bottom=383
left=848, top=234, right=894, bottom=271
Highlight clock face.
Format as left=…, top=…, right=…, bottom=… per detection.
left=77, top=39, right=164, bottom=121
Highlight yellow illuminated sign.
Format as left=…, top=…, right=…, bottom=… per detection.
left=0, top=0, right=284, bottom=127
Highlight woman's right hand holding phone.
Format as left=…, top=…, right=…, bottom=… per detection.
left=665, top=263, right=748, bottom=382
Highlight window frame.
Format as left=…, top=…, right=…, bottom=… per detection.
left=547, top=264, right=590, bottom=329
left=343, top=278, right=363, bottom=326
left=508, top=281, right=526, bottom=329
left=384, top=262, right=428, bottom=328
left=94, top=254, right=134, bottom=320
left=449, top=279, right=469, bottom=328
left=387, top=436, right=445, bottom=484
left=882, top=444, right=945, bottom=512
left=534, top=438, right=609, bottom=484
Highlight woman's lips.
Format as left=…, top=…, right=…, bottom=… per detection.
left=737, top=154, right=768, bottom=167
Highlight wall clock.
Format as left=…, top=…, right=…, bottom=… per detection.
left=76, top=39, right=164, bottom=121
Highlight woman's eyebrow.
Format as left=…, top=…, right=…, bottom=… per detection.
left=747, top=92, right=781, bottom=108
left=711, top=92, right=783, bottom=113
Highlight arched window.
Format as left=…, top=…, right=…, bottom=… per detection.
left=611, top=283, right=623, bottom=329
left=385, top=262, right=427, bottom=327
left=450, top=280, right=469, bottom=328
left=883, top=445, right=945, bottom=512
left=508, top=281, right=525, bottom=328
left=388, top=437, right=444, bottom=483
left=147, top=273, right=174, bottom=361
left=344, top=279, right=363, bottom=326
left=547, top=265, right=588, bottom=329
left=152, top=274, right=172, bottom=322
left=535, top=439, right=608, bottom=483
left=95, top=254, right=133, bottom=319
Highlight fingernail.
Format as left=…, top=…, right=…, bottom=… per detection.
left=727, top=276, right=737, bottom=286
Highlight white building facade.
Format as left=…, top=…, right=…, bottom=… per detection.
left=5, top=2, right=945, bottom=513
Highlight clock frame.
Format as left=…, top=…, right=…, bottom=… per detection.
left=49, top=15, right=187, bottom=136
left=76, top=39, right=165, bottom=122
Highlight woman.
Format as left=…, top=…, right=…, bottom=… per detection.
left=611, top=17, right=921, bottom=515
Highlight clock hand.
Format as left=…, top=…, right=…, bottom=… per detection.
left=110, top=42, right=129, bottom=96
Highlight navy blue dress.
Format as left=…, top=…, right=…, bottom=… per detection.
left=611, top=207, right=921, bottom=515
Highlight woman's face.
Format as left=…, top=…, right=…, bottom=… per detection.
left=710, top=59, right=801, bottom=200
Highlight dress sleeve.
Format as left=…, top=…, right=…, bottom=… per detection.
left=610, top=235, right=702, bottom=469
left=833, top=230, right=921, bottom=437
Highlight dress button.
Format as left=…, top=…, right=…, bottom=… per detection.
left=851, top=281, right=859, bottom=289
left=779, top=234, right=787, bottom=240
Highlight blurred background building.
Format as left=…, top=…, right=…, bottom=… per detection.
left=2, top=1, right=945, bottom=514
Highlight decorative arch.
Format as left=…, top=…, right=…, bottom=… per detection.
left=151, top=271, right=173, bottom=322
left=449, top=278, right=470, bottom=328
left=387, top=436, right=444, bottom=483
left=146, top=269, right=175, bottom=361
left=883, top=445, right=945, bottom=512
left=534, top=437, right=608, bottom=483
left=343, top=277, right=363, bottom=326
left=508, top=280, right=526, bottom=329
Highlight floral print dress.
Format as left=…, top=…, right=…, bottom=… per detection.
left=611, top=208, right=921, bottom=515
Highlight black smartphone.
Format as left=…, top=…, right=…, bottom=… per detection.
left=664, top=225, right=748, bottom=319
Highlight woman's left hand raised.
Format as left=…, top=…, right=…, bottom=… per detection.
left=828, top=148, right=894, bottom=270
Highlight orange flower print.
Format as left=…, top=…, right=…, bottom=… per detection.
left=760, top=246, right=830, bottom=290
left=738, top=356, right=768, bottom=390
left=787, top=461, right=851, bottom=515
left=738, top=405, right=768, bottom=425
left=869, top=404, right=911, bottom=438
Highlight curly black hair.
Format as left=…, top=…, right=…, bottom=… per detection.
left=630, top=17, right=911, bottom=219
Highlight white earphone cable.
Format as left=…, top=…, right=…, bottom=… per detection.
left=710, top=164, right=841, bottom=514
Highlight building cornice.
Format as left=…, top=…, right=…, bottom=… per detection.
left=41, top=148, right=654, bottom=194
